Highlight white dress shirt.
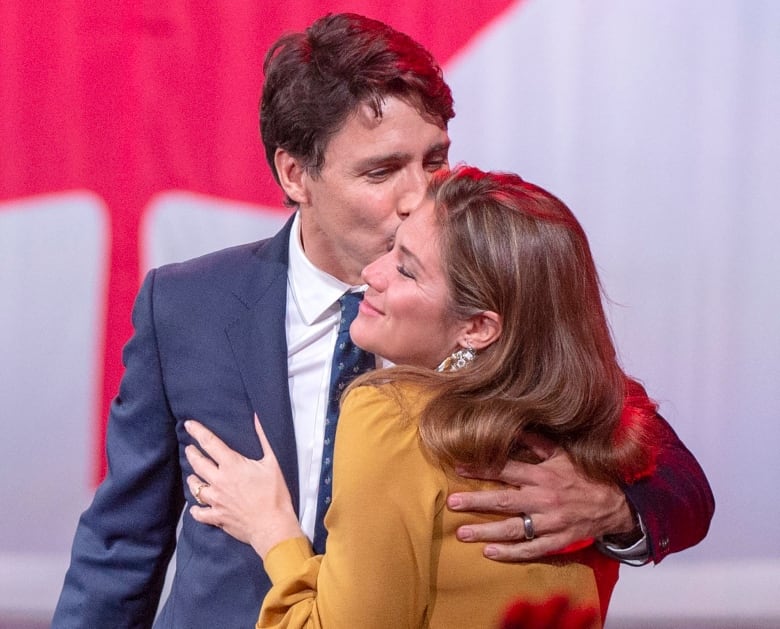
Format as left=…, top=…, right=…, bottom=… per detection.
left=285, top=212, right=370, bottom=541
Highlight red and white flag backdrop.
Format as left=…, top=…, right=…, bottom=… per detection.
left=0, top=0, right=516, bottom=484
left=2, top=0, right=779, bottom=622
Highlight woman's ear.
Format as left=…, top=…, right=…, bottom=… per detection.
left=274, top=148, right=309, bottom=205
left=460, top=311, right=502, bottom=351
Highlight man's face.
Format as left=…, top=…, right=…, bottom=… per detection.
left=351, top=197, right=468, bottom=369
left=296, top=96, right=450, bottom=284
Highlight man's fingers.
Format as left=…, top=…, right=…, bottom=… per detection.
left=517, top=433, right=558, bottom=462
left=456, top=459, right=543, bottom=487
left=481, top=536, right=563, bottom=563
left=448, top=487, right=532, bottom=514
left=456, top=515, right=542, bottom=544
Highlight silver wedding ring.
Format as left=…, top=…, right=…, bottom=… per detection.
left=521, top=512, right=535, bottom=541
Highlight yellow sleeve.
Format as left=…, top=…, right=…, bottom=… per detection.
left=257, top=385, right=443, bottom=629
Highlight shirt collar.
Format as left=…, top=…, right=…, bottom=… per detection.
left=288, top=212, right=365, bottom=325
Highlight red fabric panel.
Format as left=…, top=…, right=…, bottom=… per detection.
left=0, top=1, right=519, bottom=482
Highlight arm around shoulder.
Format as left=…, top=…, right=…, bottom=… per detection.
left=621, top=411, right=714, bottom=563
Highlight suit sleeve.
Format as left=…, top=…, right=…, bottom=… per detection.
left=621, top=412, right=715, bottom=564
left=52, top=269, right=184, bottom=628
left=257, top=386, right=442, bottom=629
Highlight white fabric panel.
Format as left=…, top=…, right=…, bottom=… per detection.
left=141, top=192, right=291, bottom=273
left=0, top=192, right=107, bottom=551
left=447, top=0, right=780, bottom=619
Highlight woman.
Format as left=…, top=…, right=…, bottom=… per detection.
left=184, top=166, right=659, bottom=628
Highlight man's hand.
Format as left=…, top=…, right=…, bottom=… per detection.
left=447, top=435, right=636, bottom=561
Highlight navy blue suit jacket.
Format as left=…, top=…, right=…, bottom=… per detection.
left=52, top=216, right=713, bottom=628
left=53, top=218, right=299, bottom=628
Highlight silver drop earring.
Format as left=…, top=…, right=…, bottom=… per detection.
left=436, top=344, right=476, bottom=373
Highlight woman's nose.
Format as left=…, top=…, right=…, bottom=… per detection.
left=361, top=255, right=388, bottom=291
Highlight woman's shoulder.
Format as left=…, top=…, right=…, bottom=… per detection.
left=342, top=382, right=431, bottom=421
left=336, top=383, right=445, bottom=496
left=338, top=383, right=433, bottom=449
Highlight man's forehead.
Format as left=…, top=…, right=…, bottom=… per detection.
left=322, top=99, right=450, bottom=166
left=347, top=95, right=447, bottom=131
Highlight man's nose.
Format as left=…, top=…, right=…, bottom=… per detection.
left=396, top=167, right=429, bottom=219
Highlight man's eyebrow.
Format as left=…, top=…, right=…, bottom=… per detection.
left=353, top=152, right=409, bottom=171
left=426, top=140, right=450, bottom=155
left=353, top=140, right=450, bottom=171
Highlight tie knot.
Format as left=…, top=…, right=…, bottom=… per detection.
left=338, top=292, right=363, bottom=333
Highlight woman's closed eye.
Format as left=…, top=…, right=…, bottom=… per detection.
left=396, top=264, right=416, bottom=280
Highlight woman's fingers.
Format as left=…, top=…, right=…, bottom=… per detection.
left=254, top=414, right=278, bottom=464
left=185, top=473, right=211, bottom=506
left=184, top=419, right=233, bottom=464
left=184, top=442, right=217, bottom=482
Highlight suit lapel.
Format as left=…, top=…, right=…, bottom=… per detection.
left=225, top=216, right=300, bottom=514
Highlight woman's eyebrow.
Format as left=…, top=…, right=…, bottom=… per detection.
left=399, top=244, right=424, bottom=271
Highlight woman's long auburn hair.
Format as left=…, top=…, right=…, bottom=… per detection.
left=352, top=166, right=658, bottom=483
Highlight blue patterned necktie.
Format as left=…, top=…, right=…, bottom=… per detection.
left=312, top=291, right=375, bottom=554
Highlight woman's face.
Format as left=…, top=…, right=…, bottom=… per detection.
left=351, top=199, right=468, bottom=368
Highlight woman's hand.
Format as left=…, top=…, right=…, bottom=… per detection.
left=184, top=415, right=304, bottom=560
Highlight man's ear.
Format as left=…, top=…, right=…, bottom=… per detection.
left=459, top=311, right=502, bottom=351
left=274, top=148, right=309, bottom=205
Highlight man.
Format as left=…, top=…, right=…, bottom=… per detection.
left=53, top=13, right=713, bottom=628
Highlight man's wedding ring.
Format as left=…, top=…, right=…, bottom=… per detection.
left=521, top=513, right=535, bottom=541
